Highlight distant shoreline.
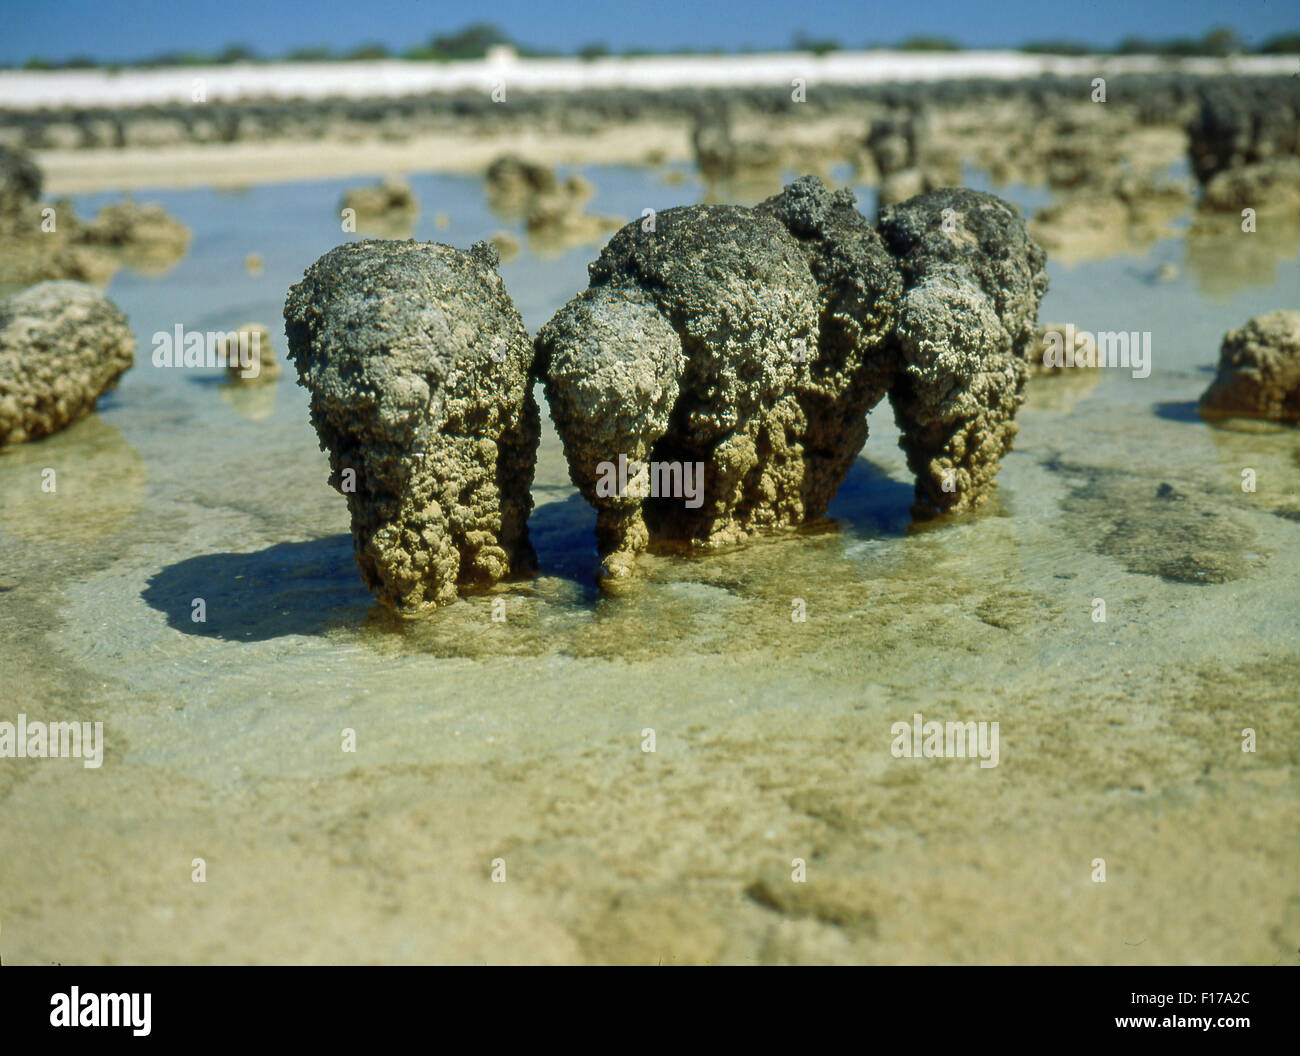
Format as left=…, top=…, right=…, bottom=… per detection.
left=7, top=57, right=1294, bottom=195
left=2, top=51, right=1294, bottom=111
left=31, top=124, right=697, bottom=194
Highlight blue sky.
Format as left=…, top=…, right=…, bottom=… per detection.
left=0, top=0, right=1296, bottom=64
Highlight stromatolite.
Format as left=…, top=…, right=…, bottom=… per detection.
left=0, top=280, right=135, bottom=445
left=284, top=239, right=539, bottom=612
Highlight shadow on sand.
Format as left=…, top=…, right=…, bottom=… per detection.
left=143, top=458, right=916, bottom=640
left=142, top=534, right=372, bottom=642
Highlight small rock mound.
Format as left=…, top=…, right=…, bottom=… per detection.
left=1197, top=157, right=1300, bottom=217
left=0, top=159, right=191, bottom=292
left=484, top=154, right=619, bottom=253
left=485, top=154, right=557, bottom=203
left=0, top=144, right=42, bottom=228
left=0, top=281, right=135, bottom=445
left=219, top=323, right=279, bottom=383
left=340, top=177, right=419, bottom=236
left=1199, top=310, right=1300, bottom=422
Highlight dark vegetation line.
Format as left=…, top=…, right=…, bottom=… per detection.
left=9, top=22, right=1300, bottom=72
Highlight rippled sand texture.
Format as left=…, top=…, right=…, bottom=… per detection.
left=0, top=167, right=1296, bottom=964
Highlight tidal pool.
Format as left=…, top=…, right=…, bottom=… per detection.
left=0, top=164, right=1296, bottom=964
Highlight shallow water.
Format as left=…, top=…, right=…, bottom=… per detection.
left=1, top=164, right=1297, bottom=964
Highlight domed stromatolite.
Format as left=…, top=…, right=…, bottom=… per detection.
left=284, top=239, right=539, bottom=613
left=878, top=187, right=1048, bottom=518
left=0, top=280, right=135, bottom=446
left=1198, top=310, right=1300, bottom=423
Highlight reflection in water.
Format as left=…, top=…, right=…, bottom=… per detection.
left=1029, top=179, right=1193, bottom=266
left=1184, top=217, right=1300, bottom=299
left=1024, top=368, right=1103, bottom=414
left=218, top=377, right=280, bottom=420
left=0, top=415, right=146, bottom=543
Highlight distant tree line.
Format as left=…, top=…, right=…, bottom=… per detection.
left=10, top=22, right=1300, bottom=71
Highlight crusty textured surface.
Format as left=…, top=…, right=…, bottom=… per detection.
left=0, top=280, right=135, bottom=445
left=535, top=282, right=684, bottom=573
left=284, top=239, right=538, bottom=613
left=755, top=176, right=902, bottom=525
left=878, top=187, right=1048, bottom=517
left=537, top=175, right=902, bottom=576
left=1198, top=310, right=1300, bottom=422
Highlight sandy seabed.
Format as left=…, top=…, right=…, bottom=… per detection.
left=0, top=99, right=1297, bottom=963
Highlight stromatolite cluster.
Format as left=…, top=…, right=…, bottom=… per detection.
left=0, top=146, right=191, bottom=291
left=1187, top=82, right=1300, bottom=185
left=284, top=239, right=539, bottom=613
left=538, top=176, right=1046, bottom=575
left=287, top=178, right=1047, bottom=603
left=1186, top=82, right=1300, bottom=219
left=0, top=280, right=136, bottom=446
left=536, top=176, right=902, bottom=578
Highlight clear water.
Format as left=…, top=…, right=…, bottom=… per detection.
left=1, top=163, right=1297, bottom=964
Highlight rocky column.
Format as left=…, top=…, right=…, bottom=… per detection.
left=878, top=187, right=1048, bottom=518
left=284, top=239, right=539, bottom=613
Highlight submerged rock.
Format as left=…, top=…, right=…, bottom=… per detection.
left=878, top=187, right=1048, bottom=517
left=1054, top=461, right=1254, bottom=584
left=484, top=154, right=620, bottom=254
left=284, top=239, right=539, bottom=613
left=0, top=281, right=135, bottom=445
left=0, top=180, right=191, bottom=292
left=537, top=175, right=902, bottom=578
left=1196, top=157, right=1300, bottom=217
left=1198, top=310, right=1300, bottom=423
left=340, top=177, right=419, bottom=237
